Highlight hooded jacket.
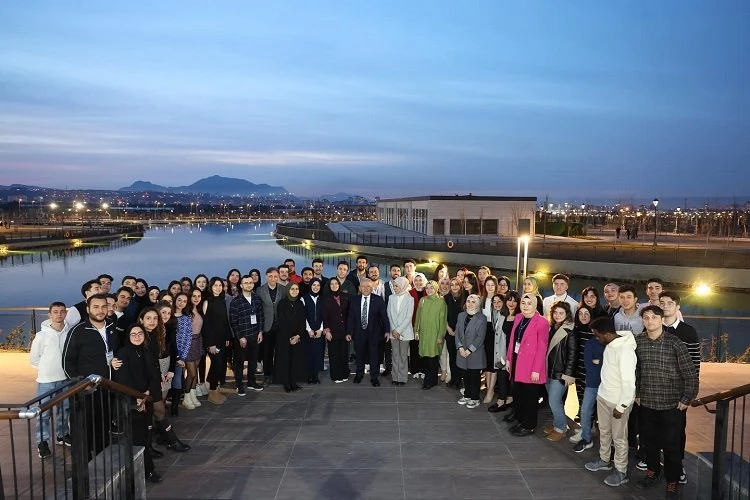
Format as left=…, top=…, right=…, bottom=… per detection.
left=597, top=330, right=637, bottom=410
left=30, top=319, right=71, bottom=383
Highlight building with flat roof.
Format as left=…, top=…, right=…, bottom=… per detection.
left=376, top=195, right=537, bottom=237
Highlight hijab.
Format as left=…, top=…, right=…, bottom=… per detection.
left=426, top=280, right=440, bottom=299
left=328, top=277, right=341, bottom=297
left=393, top=276, right=410, bottom=296
left=413, top=273, right=427, bottom=289
left=465, top=294, right=481, bottom=315
left=308, top=278, right=322, bottom=298
left=521, top=293, right=539, bottom=318
left=286, top=285, right=300, bottom=302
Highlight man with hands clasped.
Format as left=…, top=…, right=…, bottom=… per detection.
left=230, top=275, right=265, bottom=396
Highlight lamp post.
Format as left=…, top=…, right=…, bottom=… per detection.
left=652, top=198, right=659, bottom=246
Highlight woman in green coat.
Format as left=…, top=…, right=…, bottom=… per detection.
left=414, top=280, right=448, bottom=390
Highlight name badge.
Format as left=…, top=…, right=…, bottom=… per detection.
left=514, top=341, right=521, bottom=354
left=106, top=350, right=114, bottom=365
left=250, top=314, right=258, bottom=325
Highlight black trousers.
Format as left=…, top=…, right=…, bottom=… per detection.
left=234, top=337, right=260, bottom=387
left=198, top=354, right=207, bottom=384
left=628, top=403, right=641, bottom=448
left=380, top=339, right=392, bottom=371
left=207, top=348, right=225, bottom=390
left=496, top=369, right=511, bottom=400
left=262, top=329, right=277, bottom=378
left=422, top=356, right=439, bottom=387
left=408, top=339, right=421, bottom=373
left=464, top=369, right=481, bottom=400
left=640, top=406, right=683, bottom=482
left=131, top=410, right=154, bottom=475
left=354, top=332, right=381, bottom=381
left=328, top=338, right=350, bottom=381
left=445, top=334, right=458, bottom=384
left=513, top=382, right=540, bottom=430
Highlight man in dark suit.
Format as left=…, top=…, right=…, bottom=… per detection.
left=347, top=280, right=390, bottom=386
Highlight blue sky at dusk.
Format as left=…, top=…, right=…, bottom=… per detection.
left=1, top=1, right=748, bottom=198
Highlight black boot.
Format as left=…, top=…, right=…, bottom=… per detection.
left=169, top=389, right=180, bottom=417
left=157, top=419, right=190, bottom=452
left=147, top=425, right=164, bottom=458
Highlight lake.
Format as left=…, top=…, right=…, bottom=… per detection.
left=1, top=221, right=747, bottom=355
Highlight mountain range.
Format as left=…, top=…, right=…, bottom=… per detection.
left=118, top=175, right=287, bottom=196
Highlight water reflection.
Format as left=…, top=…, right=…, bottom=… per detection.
left=0, top=236, right=143, bottom=269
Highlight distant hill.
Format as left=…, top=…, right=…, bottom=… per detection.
left=119, top=175, right=287, bottom=196
left=318, top=192, right=364, bottom=202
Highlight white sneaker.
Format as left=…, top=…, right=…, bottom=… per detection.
left=189, top=389, right=202, bottom=407
left=569, top=429, right=583, bottom=443
left=466, top=400, right=480, bottom=409
left=412, top=372, right=420, bottom=379
left=457, top=397, right=471, bottom=405
left=418, top=372, right=425, bottom=379
left=335, top=379, right=346, bottom=384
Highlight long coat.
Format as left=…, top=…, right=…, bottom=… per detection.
left=414, top=295, right=447, bottom=357
left=455, top=312, right=487, bottom=370
left=274, top=298, right=307, bottom=385
left=505, top=313, right=549, bottom=385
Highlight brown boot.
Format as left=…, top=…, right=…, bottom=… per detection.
left=207, top=389, right=225, bottom=405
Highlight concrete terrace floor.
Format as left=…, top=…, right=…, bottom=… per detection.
left=5, top=354, right=747, bottom=499
left=145, top=377, right=687, bottom=500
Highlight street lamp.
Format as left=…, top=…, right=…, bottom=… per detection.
left=652, top=198, right=659, bottom=246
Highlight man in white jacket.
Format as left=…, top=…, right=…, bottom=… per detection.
left=584, top=317, right=637, bottom=488
left=29, top=302, right=72, bottom=459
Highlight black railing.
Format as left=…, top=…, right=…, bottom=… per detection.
left=275, top=223, right=750, bottom=269
left=0, top=375, right=149, bottom=499
left=692, top=384, right=750, bottom=499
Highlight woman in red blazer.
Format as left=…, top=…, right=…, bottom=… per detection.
left=505, top=294, right=549, bottom=436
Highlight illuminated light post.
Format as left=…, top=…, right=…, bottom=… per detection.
left=652, top=198, right=659, bottom=246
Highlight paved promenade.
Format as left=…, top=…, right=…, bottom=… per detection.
left=4, top=354, right=748, bottom=499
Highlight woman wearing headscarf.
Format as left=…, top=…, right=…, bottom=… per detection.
left=302, top=278, right=325, bottom=384
left=274, top=283, right=307, bottom=392
left=414, top=280, right=448, bottom=390
left=522, top=277, right=545, bottom=314
left=408, top=272, right=427, bottom=378
left=505, top=293, right=549, bottom=436
left=455, top=294, right=486, bottom=408
left=386, top=276, right=414, bottom=386
left=322, top=277, right=351, bottom=383
left=444, top=277, right=466, bottom=390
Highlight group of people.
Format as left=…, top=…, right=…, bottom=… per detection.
left=30, top=256, right=701, bottom=498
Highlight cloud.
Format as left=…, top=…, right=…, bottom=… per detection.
left=183, top=149, right=405, bottom=167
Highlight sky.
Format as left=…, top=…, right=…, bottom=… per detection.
left=1, top=1, right=748, bottom=199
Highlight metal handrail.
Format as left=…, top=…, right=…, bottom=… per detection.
left=0, top=374, right=151, bottom=420
left=691, top=383, right=750, bottom=408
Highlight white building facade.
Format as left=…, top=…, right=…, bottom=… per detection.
left=376, top=195, right=537, bottom=237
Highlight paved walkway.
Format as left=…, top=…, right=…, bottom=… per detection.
left=3, top=353, right=748, bottom=499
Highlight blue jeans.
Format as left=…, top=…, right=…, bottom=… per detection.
left=580, top=386, right=598, bottom=442
left=35, top=380, right=69, bottom=443
left=546, top=379, right=568, bottom=432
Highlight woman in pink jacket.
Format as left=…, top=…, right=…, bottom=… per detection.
left=505, top=294, right=549, bottom=437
